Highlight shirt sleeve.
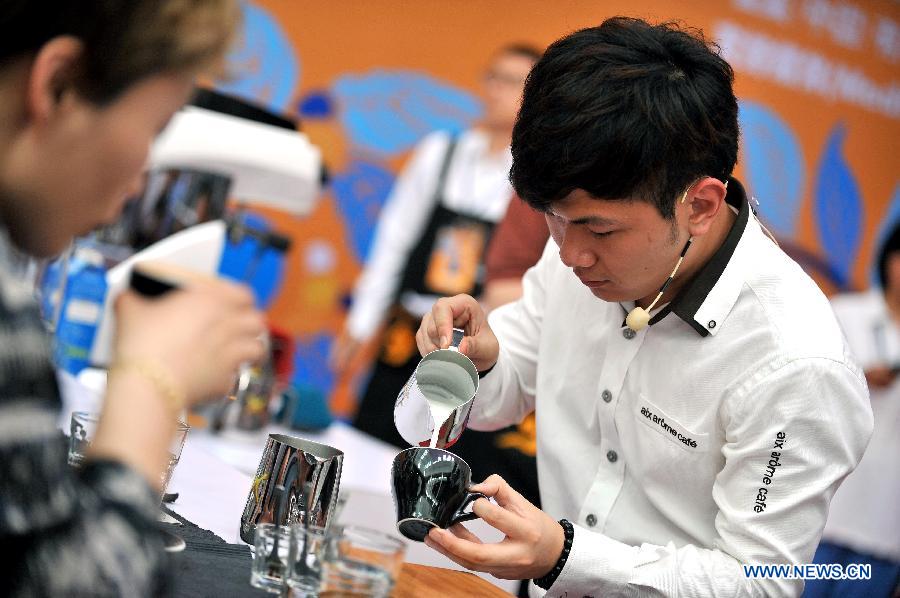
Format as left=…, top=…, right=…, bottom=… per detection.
left=543, top=355, right=873, bottom=598
left=468, top=240, right=556, bottom=431
left=0, top=301, right=169, bottom=597
left=345, top=131, right=451, bottom=341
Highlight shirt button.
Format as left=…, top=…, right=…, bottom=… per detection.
left=585, top=514, right=597, bottom=527
left=622, top=328, right=636, bottom=339
left=607, top=450, right=618, bottom=463
left=601, top=389, right=612, bottom=403
left=708, top=320, right=717, bottom=329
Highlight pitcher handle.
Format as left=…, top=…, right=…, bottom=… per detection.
left=448, top=328, right=465, bottom=353
left=449, top=491, right=488, bottom=526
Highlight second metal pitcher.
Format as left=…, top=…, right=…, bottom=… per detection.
left=239, top=434, right=343, bottom=544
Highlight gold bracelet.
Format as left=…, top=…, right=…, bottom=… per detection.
left=108, top=359, right=186, bottom=413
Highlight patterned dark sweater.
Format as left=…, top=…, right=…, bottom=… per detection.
left=0, top=229, right=170, bottom=597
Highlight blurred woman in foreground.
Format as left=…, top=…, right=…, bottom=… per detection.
left=0, top=2, right=267, bottom=595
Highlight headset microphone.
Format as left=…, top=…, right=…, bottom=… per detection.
left=626, top=236, right=693, bottom=332
left=624, top=176, right=728, bottom=332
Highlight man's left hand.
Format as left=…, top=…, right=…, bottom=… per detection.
left=424, top=474, right=565, bottom=580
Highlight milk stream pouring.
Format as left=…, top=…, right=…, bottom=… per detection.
left=426, top=392, right=469, bottom=449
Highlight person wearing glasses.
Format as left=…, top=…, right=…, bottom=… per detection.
left=331, top=44, right=542, bottom=448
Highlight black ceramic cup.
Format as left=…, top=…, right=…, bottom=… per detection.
left=390, top=447, right=487, bottom=542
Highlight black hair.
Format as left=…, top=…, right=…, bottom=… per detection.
left=1, top=2, right=81, bottom=65
left=510, top=16, right=739, bottom=219
left=877, top=220, right=900, bottom=290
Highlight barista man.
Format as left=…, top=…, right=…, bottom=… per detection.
left=415, top=17, right=872, bottom=597
left=331, top=45, right=541, bottom=447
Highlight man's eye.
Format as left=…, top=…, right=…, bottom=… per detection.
left=590, top=230, right=614, bottom=238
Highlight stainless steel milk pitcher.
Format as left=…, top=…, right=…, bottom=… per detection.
left=393, top=328, right=480, bottom=449
left=239, top=434, right=343, bottom=543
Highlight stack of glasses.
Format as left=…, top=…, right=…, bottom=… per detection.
left=251, top=523, right=407, bottom=597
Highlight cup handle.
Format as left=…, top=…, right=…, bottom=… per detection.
left=449, top=491, right=488, bottom=526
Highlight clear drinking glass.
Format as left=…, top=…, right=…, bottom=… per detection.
left=251, top=523, right=292, bottom=593
left=68, top=411, right=99, bottom=467
left=68, top=412, right=188, bottom=493
left=160, top=420, right=189, bottom=498
left=286, top=524, right=327, bottom=597
left=318, top=525, right=406, bottom=597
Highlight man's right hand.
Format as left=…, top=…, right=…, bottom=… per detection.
left=416, top=294, right=499, bottom=372
left=329, top=330, right=363, bottom=375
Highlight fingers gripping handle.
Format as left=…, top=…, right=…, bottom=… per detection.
left=449, top=328, right=465, bottom=352
left=449, top=491, right=488, bottom=526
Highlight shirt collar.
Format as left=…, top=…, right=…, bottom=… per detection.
left=643, top=177, right=751, bottom=337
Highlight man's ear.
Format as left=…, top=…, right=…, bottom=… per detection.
left=684, top=177, right=727, bottom=238
left=25, top=36, right=85, bottom=125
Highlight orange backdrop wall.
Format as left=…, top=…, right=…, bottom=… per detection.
left=215, top=0, right=900, bottom=417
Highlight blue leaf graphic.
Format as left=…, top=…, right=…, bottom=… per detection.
left=333, top=70, right=482, bottom=156
left=286, top=333, right=335, bottom=429
left=814, top=123, right=863, bottom=289
left=331, top=159, right=396, bottom=262
left=215, top=2, right=300, bottom=113
left=291, top=333, right=335, bottom=392
left=738, top=102, right=805, bottom=237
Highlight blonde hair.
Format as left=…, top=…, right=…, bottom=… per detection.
left=1, top=0, right=240, bottom=103
left=80, top=0, right=240, bottom=102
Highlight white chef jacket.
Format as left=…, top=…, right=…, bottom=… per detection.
left=346, top=129, right=513, bottom=341
left=822, top=289, right=900, bottom=562
left=470, top=180, right=873, bottom=597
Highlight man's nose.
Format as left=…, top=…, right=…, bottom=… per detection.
left=557, top=225, right=595, bottom=269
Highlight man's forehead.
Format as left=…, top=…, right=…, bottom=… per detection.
left=548, top=189, right=643, bottom=225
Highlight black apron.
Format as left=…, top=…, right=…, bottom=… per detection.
left=398, top=137, right=495, bottom=303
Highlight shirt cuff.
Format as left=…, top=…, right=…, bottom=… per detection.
left=543, top=525, right=634, bottom=596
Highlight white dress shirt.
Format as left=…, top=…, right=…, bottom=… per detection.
left=470, top=181, right=873, bottom=597
left=346, top=129, right=513, bottom=341
left=822, top=289, right=900, bottom=562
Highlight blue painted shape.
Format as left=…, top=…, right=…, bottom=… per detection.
left=287, top=333, right=335, bottom=430
left=218, top=212, right=286, bottom=309
left=870, top=183, right=900, bottom=287
left=333, top=70, right=482, bottom=156
left=215, top=1, right=300, bottom=113
left=814, top=123, right=863, bottom=290
left=331, top=159, right=395, bottom=261
left=738, top=101, right=805, bottom=237
left=297, top=90, right=333, bottom=119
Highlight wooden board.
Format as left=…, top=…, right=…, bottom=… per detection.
left=391, top=563, right=514, bottom=597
